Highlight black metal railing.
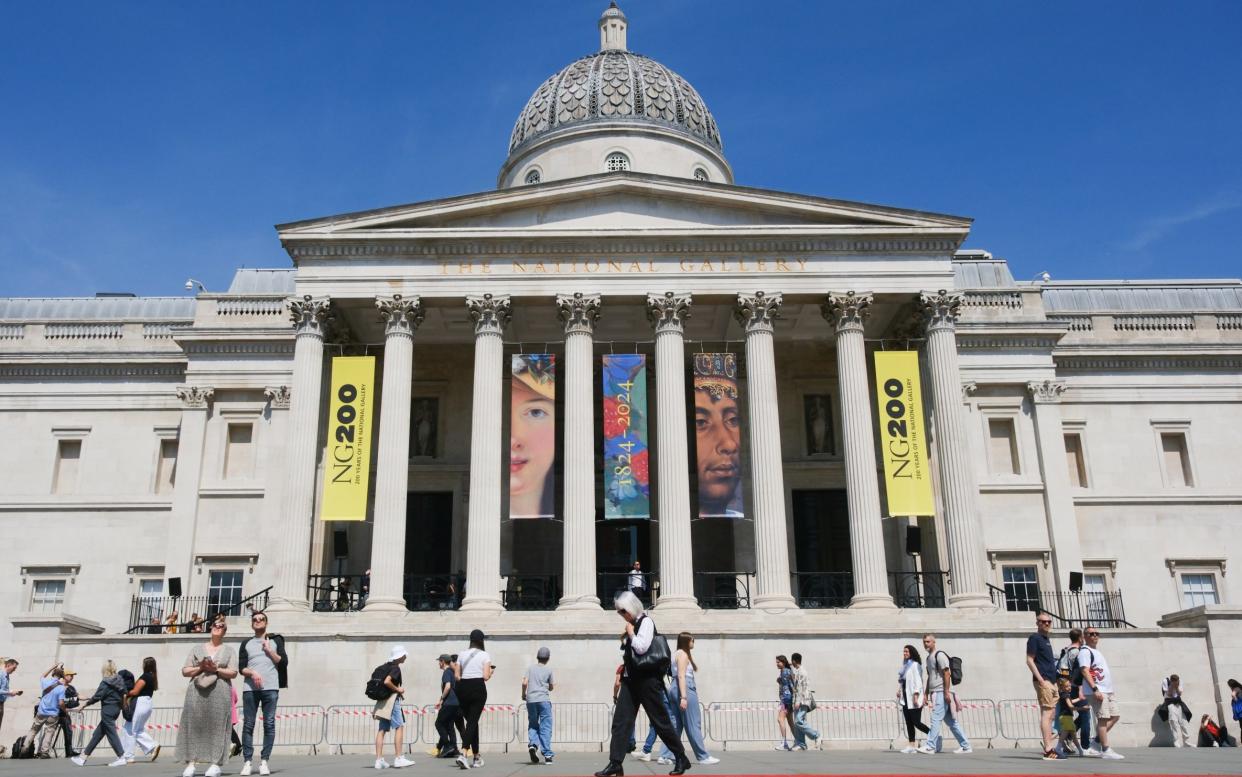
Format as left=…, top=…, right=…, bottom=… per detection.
left=793, top=572, right=854, bottom=608
left=693, top=571, right=754, bottom=609
left=597, top=571, right=658, bottom=610
left=988, top=584, right=1135, bottom=628
left=890, top=570, right=949, bottom=608
left=502, top=575, right=561, bottom=610
left=404, top=574, right=463, bottom=611
left=125, top=586, right=271, bottom=634
left=308, top=574, right=368, bottom=612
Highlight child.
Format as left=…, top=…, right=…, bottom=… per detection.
left=1054, top=677, right=1089, bottom=758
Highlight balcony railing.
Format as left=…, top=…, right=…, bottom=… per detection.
left=597, top=571, right=658, bottom=610
left=502, top=575, right=561, bottom=611
left=987, top=584, right=1134, bottom=628
left=308, top=575, right=368, bottom=612
left=793, top=572, right=854, bottom=609
left=404, top=574, right=462, bottom=611
left=125, top=586, right=271, bottom=634
left=693, top=571, right=754, bottom=609
left=890, top=571, right=949, bottom=608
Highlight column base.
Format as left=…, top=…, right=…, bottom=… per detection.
left=557, top=595, right=601, bottom=611
left=651, top=594, right=698, bottom=611
left=752, top=594, right=799, bottom=610
left=266, top=595, right=310, bottom=614
left=459, top=596, right=504, bottom=613
left=362, top=597, right=410, bottom=614
left=949, top=591, right=996, bottom=609
left=848, top=593, right=898, bottom=609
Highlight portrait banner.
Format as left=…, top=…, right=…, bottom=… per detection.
left=602, top=354, right=650, bottom=519
left=692, top=352, right=745, bottom=519
left=873, top=351, right=934, bottom=516
left=510, top=354, right=556, bottom=519
left=320, top=356, right=376, bottom=522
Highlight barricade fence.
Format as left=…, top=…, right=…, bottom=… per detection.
left=810, top=699, right=902, bottom=747
left=255, top=704, right=327, bottom=753
left=327, top=704, right=420, bottom=753
left=546, top=702, right=612, bottom=749
left=996, top=698, right=1045, bottom=747
left=628, top=701, right=709, bottom=753
left=953, top=698, right=999, bottom=749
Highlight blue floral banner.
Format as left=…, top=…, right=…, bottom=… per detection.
left=602, top=354, right=650, bottom=519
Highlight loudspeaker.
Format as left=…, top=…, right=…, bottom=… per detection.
left=1068, top=571, right=1083, bottom=592
left=905, top=526, right=922, bottom=555
left=333, top=529, right=349, bottom=559
left=168, top=577, right=182, bottom=598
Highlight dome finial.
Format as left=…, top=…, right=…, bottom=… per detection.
left=599, top=2, right=628, bottom=51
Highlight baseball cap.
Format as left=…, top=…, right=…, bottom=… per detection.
left=469, top=629, right=486, bottom=643
left=437, top=654, right=452, bottom=663
left=537, top=647, right=550, bottom=661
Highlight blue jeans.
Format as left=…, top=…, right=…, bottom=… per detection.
left=924, top=692, right=969, bottom=752
left=526, top=701, right=554, bottom=758
left=791, top=705, right=819, bottom=748
left=642, top=686, right=677, bottom=753
left=242, top=689, right=279, bottom=761
left=659, top=684, right=710, bottom=761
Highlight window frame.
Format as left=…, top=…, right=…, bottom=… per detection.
left=21, top=564, right=80, bottom=615
left=1166, top=558, right=1226, bottom=609
left=988, top=549, right=1052, bottom=607
left=1061, top=419, right=1091, bottom=489
left=604, top=150, right=631, bottom=172
left=523, top=168, right=542, bottom=185
left=50, top=426, right=90, bottom=495
left=206, top=568, right=245, bottom=617
left=1150, top=420, right=1196, bottom=489
left=151, top=425, right=179, bottom=495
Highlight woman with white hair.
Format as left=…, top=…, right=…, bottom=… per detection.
left=72, top=659, right=128, bottom=767
left=595, top=591, right=690, bottom=777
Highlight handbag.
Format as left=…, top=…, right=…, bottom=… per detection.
left=806, top=690, right=817, bottom=712
left=628, top=617, right=671, bottom=676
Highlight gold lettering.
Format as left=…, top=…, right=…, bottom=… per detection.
left=680, top=260, right=693, bottom=272
left=609, top=260, right=623, bottom=273
left=458, top=261, right=472, bottom=274
left=629, top=262, right=643, bottom=273
left=738, top=258, right=748, bottom=271
left=554, top=261, right=563, bottom=273
left=534, top=262, right=547, bottom=273
left=585, top=260, right=600, bottom=273
left=438, top=261, right=449, bottom=275
left=569, top=261, right=579, bottom=274
left=757, top=259, right=767, bottom=272
left=481, top=261, right=491, bottom=274
left=797, top=258, right=807, bottom=271
left=776, top=259, right=791, bottom=272
left=699, top=260, right=715, bottom=272
left=513, top=261, right=527, bottom=273
left=717, top=259, right=729, bottom=272
left=648, top=261, right=655, bottom=272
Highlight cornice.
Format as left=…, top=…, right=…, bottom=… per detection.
left=0, top=498, right=173, bottom=513
left=0, top=363, right=185, bottom=380
left=1056, top=354, right=1242, bottom=371
left=182, top=341, right=296, bottom=356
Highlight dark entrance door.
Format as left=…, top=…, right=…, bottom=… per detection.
left=596, top=520, right=653, bottom=606
left=405, top=492, right=454, bottom=609
left=791, top=489, right=852, bottom=607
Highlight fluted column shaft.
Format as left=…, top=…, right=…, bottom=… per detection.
left=647, top=292, right=697, bottom=609
left=921, top=291, right=990, bottom=607
left=558, top=293, right=601, bottom=609
left=270, top=296, right=331, bottom=610
left=365, top=295, right=424, bottom=612
left=736, top=292, right=796, bottom=608
left=461, top=294, right=511, bottom=612
left=824, top=293, right=896, bottom=608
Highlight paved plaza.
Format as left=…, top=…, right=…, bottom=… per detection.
left=1, top=749, right=1238, bottom=776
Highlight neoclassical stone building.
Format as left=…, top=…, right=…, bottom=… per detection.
left=2, top=4, right=1239, bottom=747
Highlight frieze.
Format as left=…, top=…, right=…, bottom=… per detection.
left=0, top=364, right=185, bottom=379
left=183, top=342, right=296, bottom=356
left=1057, top=354, right=1242, bottom=371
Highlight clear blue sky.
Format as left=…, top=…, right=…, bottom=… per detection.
left=3, top=1, right=1239, bottom=297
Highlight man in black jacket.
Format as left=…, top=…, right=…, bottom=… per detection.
left=57, top=669, right=80, bottom=758
left=237, top=611, right=288, bottom=777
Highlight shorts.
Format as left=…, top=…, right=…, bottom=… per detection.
left=1090, top=692, right=1119, bottom=719
left=378, top=703, right=404, bottom=732
left=1034, top=678, right=1057, bottom=710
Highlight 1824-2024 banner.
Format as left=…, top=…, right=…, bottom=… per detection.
left=602, top=355, right=650, bottom=519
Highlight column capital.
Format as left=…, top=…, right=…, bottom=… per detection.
left=264, top=385, right=292, bottom=409
left=918, top=289, right=963, bottom=333
left=556, top=292, right=601, bottom=335
left=376, top=294, right=424, bottom=337
left=287, top=295, right=333, bottom=337
left=734, top=291, right=782, bottom=334
left=175, top=385, right=215, bottom=409
left=1027, top=379, right=1066, bottom=404
left=962, top=381, right=978, bottom=402
left=821, top=291, right=874, bottom=333
left=466, top=293, right=512, bottom=336
left=646, top=291, right=692, bottom=333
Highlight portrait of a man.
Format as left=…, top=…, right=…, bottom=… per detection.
left=693, top=352, right=744, bottom=518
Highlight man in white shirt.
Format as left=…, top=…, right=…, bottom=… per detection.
left=627, top=561, right=647, bottom=602
left=1078, top=628, right=1123, bottom=759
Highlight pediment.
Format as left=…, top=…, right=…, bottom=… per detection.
left=277, top=172, right=970, bottom=239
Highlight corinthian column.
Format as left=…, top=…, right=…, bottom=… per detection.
left=269, top=295, right=331, bottom=611
left=364, top=295, right=424, bottom=613
left=920, top=290, right=990, bottom=607
left=557, top=293, right=602, bottom=609
left=735, top=292, right=796, bottom=608
left=646, top=292, right=697, bottom=610
left=823, top=292, right=896, bottom=608
left=460, top=293, right=511, bottom=612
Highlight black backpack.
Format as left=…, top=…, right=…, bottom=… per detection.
left=11, top=735, right=32, bottom=759
left=937, top=650, right=964, bottom=686
left=365, top=663, right=394, bottom=701
left=1057, top=645, right=1083, bottom=685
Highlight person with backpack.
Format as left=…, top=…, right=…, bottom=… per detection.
left=238, top=610, right=288, bottom=776
left=1025, top=611, right=1059, bottom=760
left=1078, top=627, right=1123, bottom=759
left=369, top=645, right=414, bottom=770
left=432, top=654, right=463, bottom=759
left=1229, top=679, right=1242, bottom=741
left=57, top=668, right=80, bottom=758
left=71, top=660, right=128, bottom=767
left=596, top=590, right=690, bottom=777
left=454, top=629, right=494, bottom=770
left=897, top=644, right=930, bottom=753
left=916, top=633, right=971, bottom=755
left=1158, top=674, right=1193, bottom=747
left=24, top=664, right=67, bottom=759
left=122, top=657, right=161, bottom=763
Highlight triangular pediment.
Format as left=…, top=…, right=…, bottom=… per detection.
left=277, top=172, right=970, bottom=239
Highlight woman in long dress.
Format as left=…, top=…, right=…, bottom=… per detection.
left=176, top=614, right=237, bottom=777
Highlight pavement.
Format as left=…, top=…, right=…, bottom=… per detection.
left=0, top=748, right=1237, bottom=776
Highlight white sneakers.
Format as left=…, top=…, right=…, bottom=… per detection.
left=698, top=756, right=721, bottom=765
left=656, top=756, right=673, bottom=765
left=915, top=745, right=936, bottom=754
left=182, top=766, right=196, bottom=777
left=260, top=762, right=271, bottom=776
left=472, top=757, right=485, bottom=768
left=634, top=751, right=652, bottom=762
left=71, top=755, right=87, bottom=767
left=241, top=762, right=253, bottom=776
left=455, top=754, right=470, bottom=770
left=376, top=757, right=391, bottom=769
left=954, top=746, right=973, bottom=754
left=915, top=743, right=971, bottom=754
left=204, top=765, right=223, bottom=777
left=1101, top=749, right=1125, bottom=759
left=899, top=746, right=917, bottom=754
left=242, top=757, right=273, bottom=775
left=393, top=756, right=415, bottom=768
left=107, top=758, right=128, bottom=768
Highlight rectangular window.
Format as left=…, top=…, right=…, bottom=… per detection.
left=207, top=569, right=244, bottom=616
left=156, top=439, right=178, bottom=494
left=988, top=417, right=1019, bottom=475
left=52, top=439, right=82, bottom=494
left=1180, top=573, right=1219, bottom=608
left=1161, top=432, right=1193, bottom=487
left=1002, top=565, right=1040, bottom=612
left=137, top=578, right=165, bottom=623
left=1064, top=433, right=1087, bottom=487
left=30, top=579, right=66, bottom=613
left=224, top=424, right=254, bottom=480
left=1083, top=573, right=1110, bottom=625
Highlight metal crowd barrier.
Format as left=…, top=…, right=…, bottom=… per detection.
left=76, top=705, right=328, bottom=751
left=546, top=702, right=612, bottom=749
left=626, top=701, right=709, bottom=753
left=811, top=699, right=903, bottom=747
left=474, top=704, right=519, bottom=750
left=953, top=697, right=999, bottom=749
left=704, top=700, right=783, bottom=750
left=256, top=704, right=327, bottom=753
left=996, top=698, right=1044, bottom=747
left=74, top=706, right=183, bottom=749
left=326, top=704, right=418, bottom=753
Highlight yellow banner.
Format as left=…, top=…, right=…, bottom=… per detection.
left=873, top=351, right=934, bottom=517
left=320, top=356, right=375, bottom=521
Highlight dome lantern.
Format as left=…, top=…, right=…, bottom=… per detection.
left=599, top=2, right=627, bottom=51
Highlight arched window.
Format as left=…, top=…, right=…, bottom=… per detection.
left=605, top=152, right=630, bottom=172
left=693, top=167, right=709, bottom=181
left=524, top=169, right=541, bottom=184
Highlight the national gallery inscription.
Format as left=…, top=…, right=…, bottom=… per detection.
left=436, top=257, right=811, bottom=276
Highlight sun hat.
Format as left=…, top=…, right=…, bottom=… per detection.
left=390, top=645, right=408, bottom=662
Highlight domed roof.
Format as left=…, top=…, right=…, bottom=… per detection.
left=507, top=8, right=722, bottom=155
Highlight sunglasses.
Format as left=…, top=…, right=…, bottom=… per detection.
left=1037, top=619, right=1052, bottom=625
left=251, top=618, right=266, bottom=623
left=1085, top=632, right=1099, bottom=637
left=211, top=623, right=227, bottom=630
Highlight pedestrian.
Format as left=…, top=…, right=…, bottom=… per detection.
left=72, top=660, right=128, bottom=767
left=57, top=667, right=80, bottom=758
left=897, top=644, right=929, bottom=753
left=238, top=609, right=288, bottom=776
left=628, top=561, right=648, bottom=603
left=432, top=654, right=463, bottom=758
left=594, top=590, right=691, bottom=777
left=789, top=653, right=819, bottom=752
left=773, top=655, right=794, bottom=750
left=916, top=633, right=971, bottom=754
left=454, top=629, right=494, bottom=770
left=24, top=664, right=67, bottom=758
left=523, top=646, right=555, bottom=764
left=0, top=658, right=23, bottom=747
left=632, top=671, right=677, bottom=763
left=1053, top=676, right=1089, bottom=759
left=371, top=644, right=414, bottom=770
left=1025, top=611, right=1059, bottom=760
left=1197, top=714, right=1237, bottom=747
left=1078, top=627, right=1123, bottom=759
left=1229, top=679, right=1242, bottom=741
left=122, top=657, right=161, bottom=763
left=1159, top=674, right=1193, bottom=747
left=658, top=632, right=719, bottom=765
left=1056, top=627, right=1091, bottom=752
left=176, top=613, right=239, bottom=777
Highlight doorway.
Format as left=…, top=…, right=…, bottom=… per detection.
left=791, top=489, right=852, bottom=606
